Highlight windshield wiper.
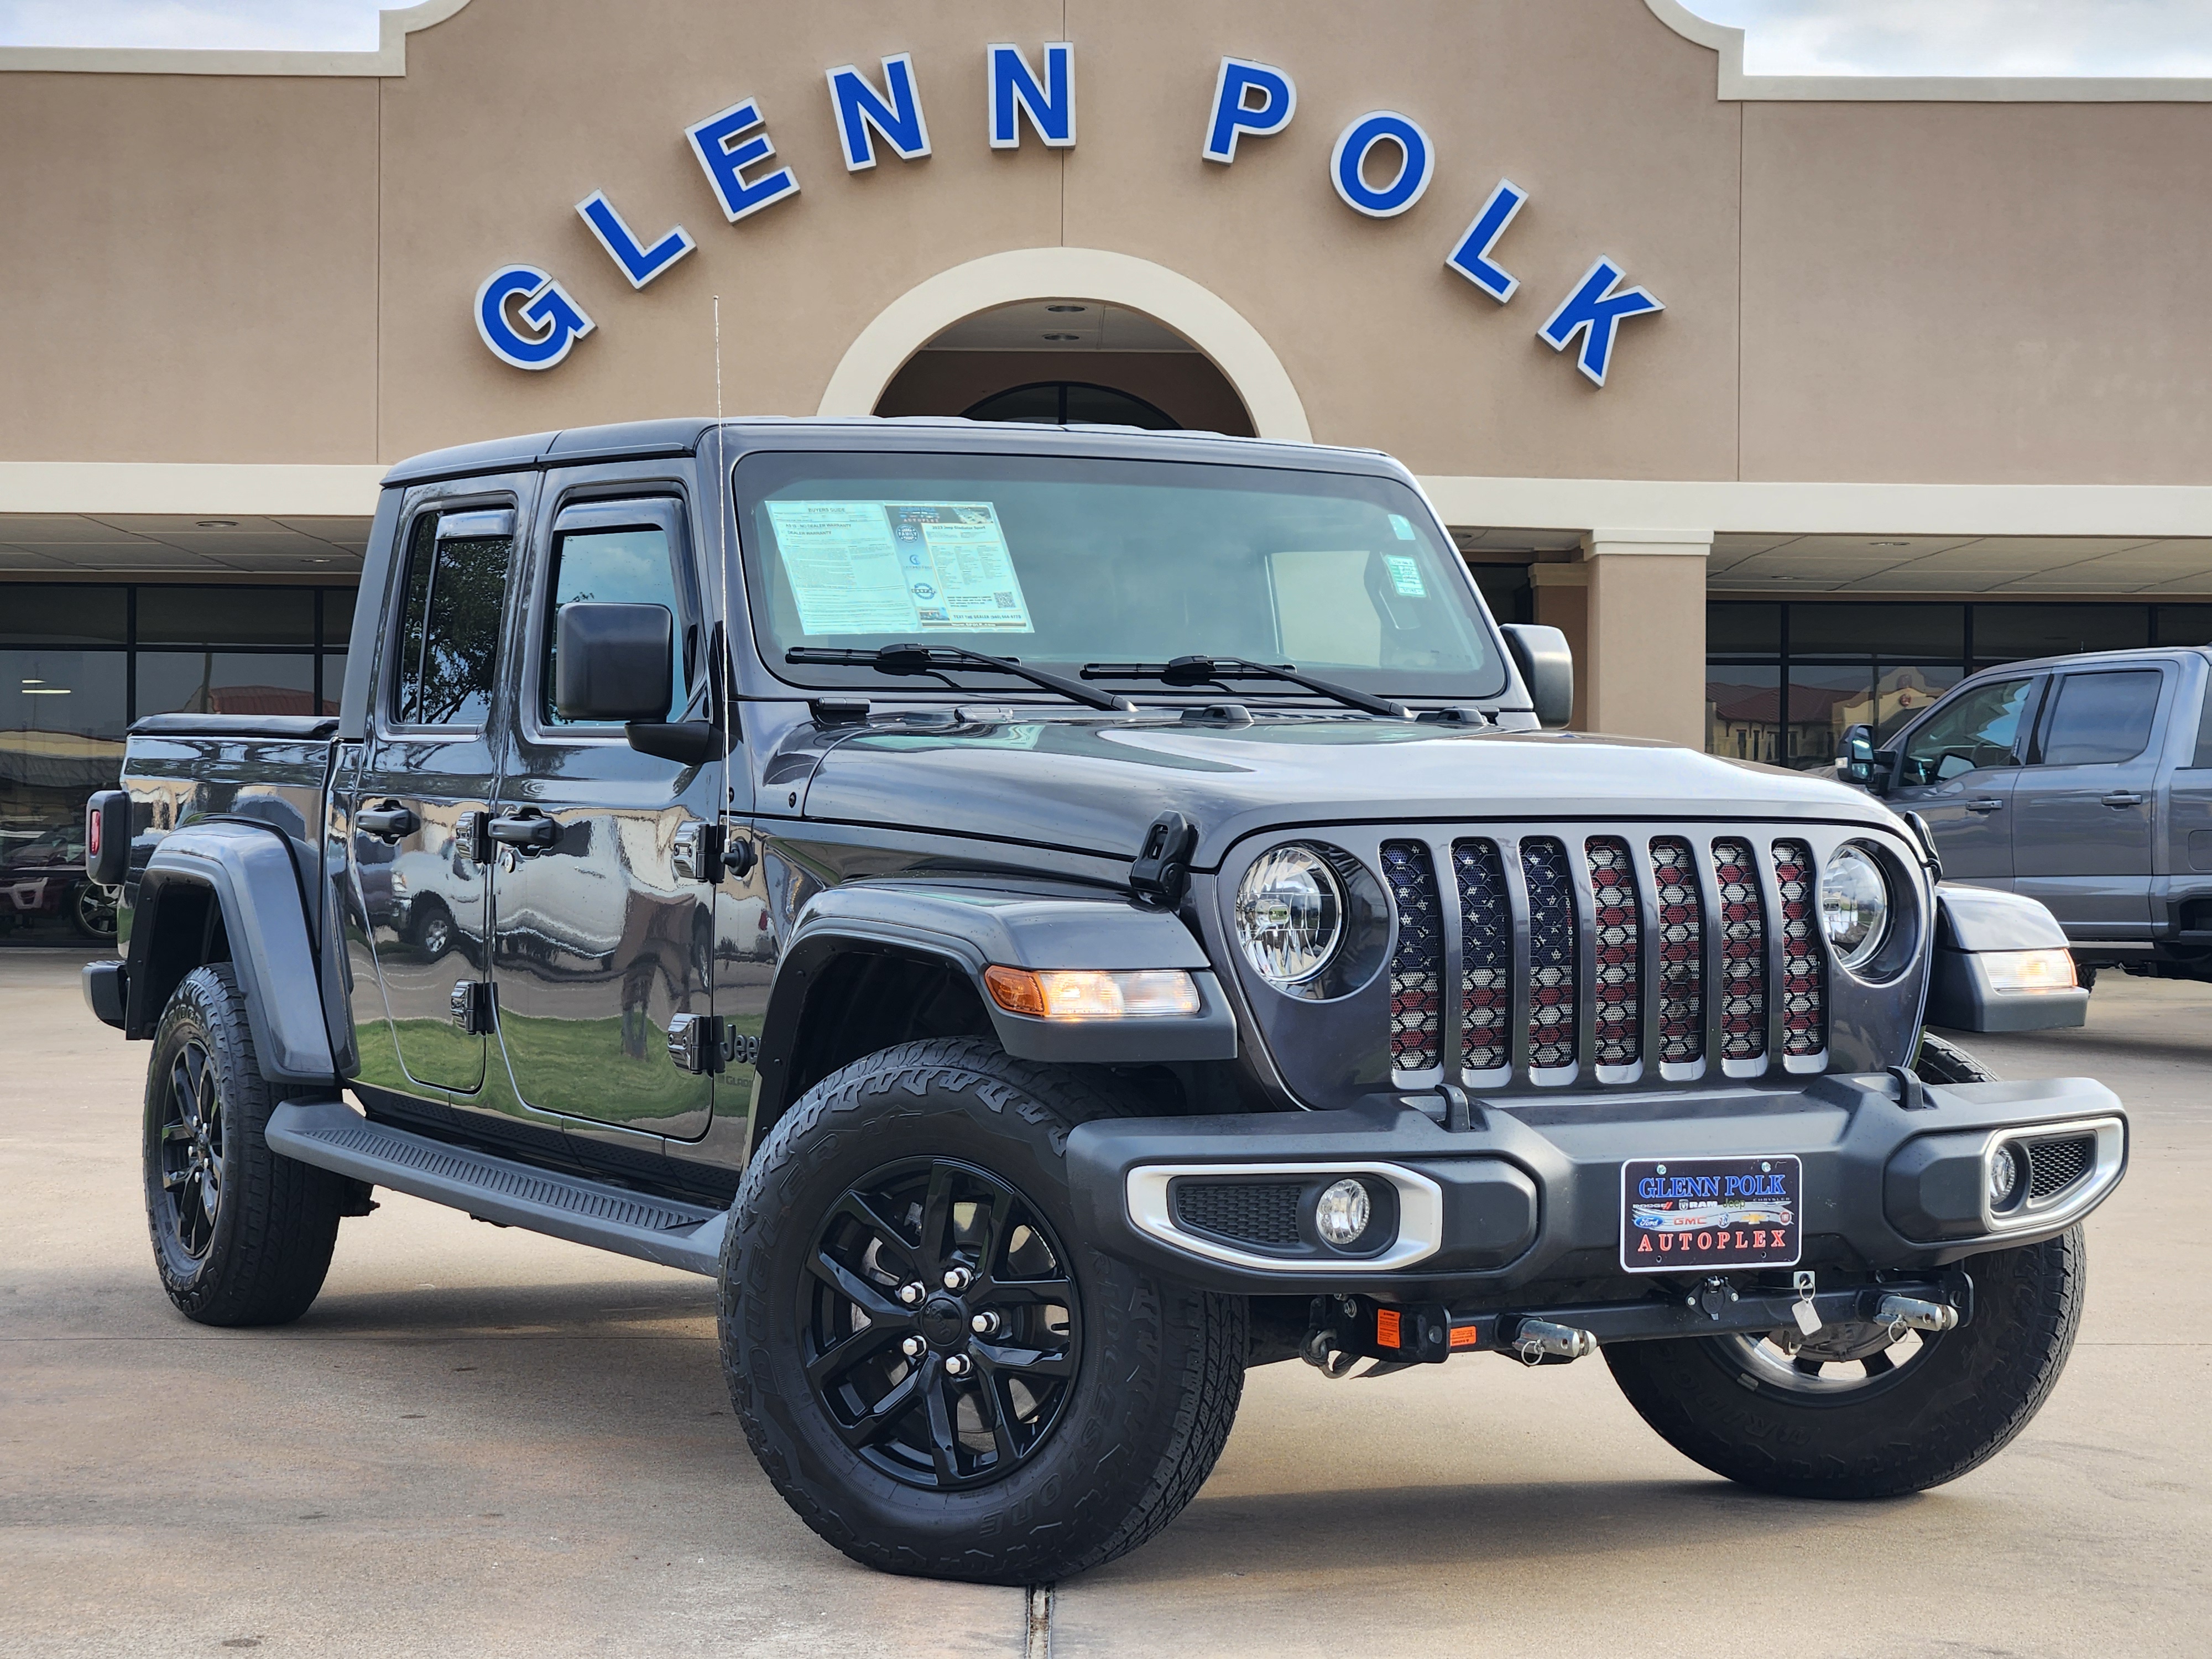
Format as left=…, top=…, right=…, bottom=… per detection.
left=786, top=644, right=1134, bottom=712
left=1082, top=655, right=1407, bottom=718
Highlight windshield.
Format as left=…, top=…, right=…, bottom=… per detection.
left=734, top=451, right=1507, bottom=701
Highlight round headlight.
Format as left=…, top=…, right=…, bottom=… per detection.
left=1234, top=844, right=1344, bottom=985
left=1819, top=844, right=1891, bottom=972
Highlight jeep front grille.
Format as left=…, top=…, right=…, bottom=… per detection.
left=1381, top=827, right=1830, bottom=1088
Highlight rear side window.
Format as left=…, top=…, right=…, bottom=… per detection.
left=2194, top=670, right=2212, bottom=769
left=2037, top=669, right=2163, bottom=766
left=390, top=511, right=514, bottom=727
left=542, top=509, right=688, bottom=727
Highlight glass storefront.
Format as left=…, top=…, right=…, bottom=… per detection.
left=1708, top=601, right=2212, bottom=770
left=0, top=583, right=355, bottom=943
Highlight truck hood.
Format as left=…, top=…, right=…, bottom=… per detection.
left=794, top=714, right=1900, bottom=867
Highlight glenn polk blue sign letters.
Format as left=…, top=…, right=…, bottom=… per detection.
left=476, top=42, right=1664, bottom=386
left=1540, top=258, right=1666, bottom=387
left=475, top=265, right=594, bottom=371
left=989, top=42, right=1075, bottom=148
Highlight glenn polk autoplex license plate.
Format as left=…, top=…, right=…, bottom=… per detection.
left=1620, top=1155, right=1802, bottom=1273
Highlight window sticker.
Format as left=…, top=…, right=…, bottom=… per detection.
left=766, top=500, right=1034, bottom=635
left=1384, top=554, right=1427, bottom=597
left=1388, top=513, right=1418, bottom=541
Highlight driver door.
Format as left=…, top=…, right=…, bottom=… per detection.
left=1886, top=673, right=2042, bottom=888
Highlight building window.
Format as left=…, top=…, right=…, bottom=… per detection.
left=0, top=583, right=356, bottom=944
left=962, top=382, right=1180, bottom=429
left=1707, top=600, right=2192, bottom=770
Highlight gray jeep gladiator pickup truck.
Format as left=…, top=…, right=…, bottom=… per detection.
left=1840, top=645, right=2212, bottom=987
left=82, top=418, right=2124, bottom=1584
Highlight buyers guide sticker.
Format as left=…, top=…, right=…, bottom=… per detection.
left=766, top=499, right=1034, bottom=636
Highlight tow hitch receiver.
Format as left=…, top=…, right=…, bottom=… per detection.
left=1303, top=1275, right=1973, bottom=1375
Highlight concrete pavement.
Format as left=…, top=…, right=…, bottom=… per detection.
left=4, top=946, right=2205, bottom=1657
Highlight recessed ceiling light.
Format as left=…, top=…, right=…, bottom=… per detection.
left=22, top=687, right=71, bottom=695
left=196, top=519, right=238, bottom=529
left=1045, top=304, right=1087, bottom=313
left=1041, top=332, right=1081, bottom=342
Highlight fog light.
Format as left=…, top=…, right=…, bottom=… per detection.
left=1984, top=948, right=2077, bottom=993
left=1314, top=1178, right=1371, bottom=1248
left=1988, top=1143, right=2023, bottom=1211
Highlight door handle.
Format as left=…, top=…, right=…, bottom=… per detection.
left=2100, top=791, right=2145, bottom=808
left=1965, top=799, right=2005, bottom=815
left=487, top=810, right=560, bottom=849
left=357, top=801, right=418, bottom=840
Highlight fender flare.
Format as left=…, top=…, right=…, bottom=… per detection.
left=126, top=818, right=340, bottom=1087
left=750, top=881, right=1237, bottom=1148
left=1926, top=883, right=2089, bottom=1034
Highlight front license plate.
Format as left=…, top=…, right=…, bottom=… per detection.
left=1620, top=1155, right=1801, bottom=1274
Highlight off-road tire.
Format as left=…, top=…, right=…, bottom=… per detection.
left=1606, top=1225, right=2085, bottom=1498
left=721, top=1037, right=1246, bottom=1584
left=1914, top=1030, right=1996, bottom=1084
left=143, top=964, right=345, bottom=1325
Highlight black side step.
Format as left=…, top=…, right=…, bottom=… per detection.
left=265, top=1099, right=727, bottom=1276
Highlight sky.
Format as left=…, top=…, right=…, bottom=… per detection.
left=3, top=0, right=2212, bottom=76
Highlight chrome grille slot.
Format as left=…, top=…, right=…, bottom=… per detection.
left=1454, top=838, right=1511, bottom=1077
left=1381, top=841, right=1443, bottom=1074
left=1586, top=837, right=1642, bottom=1070
left=1711, top=838, right=1768, bottom=1063
left=1650, top=836, right=1706, bottom=1067
left=1521, top=838, right=1579, bottom=1077
left=1772, top=840, right=1825, bottom=1059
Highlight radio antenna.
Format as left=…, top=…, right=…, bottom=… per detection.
left=713, top=295, right=734, bottom=801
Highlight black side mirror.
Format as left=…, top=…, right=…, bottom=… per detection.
left=1500, top=623, right=1574, bottom=729
left=555, top=603, right=673, bottom=723
left=1837, top=722, right=1876, bottom=785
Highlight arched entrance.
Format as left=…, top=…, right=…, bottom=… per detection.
left=816, top=247, right=1310, bottom=441
left=873, top=300, right=1253, bottom=434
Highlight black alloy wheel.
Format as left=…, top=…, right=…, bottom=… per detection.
left=158, top=1036, right=226, bottom=1259
left=72, top=880, right=119, bottom=941
left=806, top=1157, right=1080, bottom=1490
left=143, top=964, right=345, bottom=1325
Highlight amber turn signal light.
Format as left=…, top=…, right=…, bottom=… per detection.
left=983, top=966, right=1202, bottom=1020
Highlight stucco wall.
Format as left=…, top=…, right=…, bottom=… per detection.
left=0, top=73, right=378, bottom=464
left=2, top=0, right=2209, bottom=492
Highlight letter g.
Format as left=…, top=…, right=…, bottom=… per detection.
left=475, top=265, right=597, bottom=371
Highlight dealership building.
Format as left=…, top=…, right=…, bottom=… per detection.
left=6, top=0, right=2212, bottom=928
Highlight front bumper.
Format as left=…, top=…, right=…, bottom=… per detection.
left=1063, top=1072, right=2126, bottom=1296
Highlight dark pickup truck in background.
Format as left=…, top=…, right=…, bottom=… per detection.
left=80, top=417, right=2122, bottom=1585
left=1840, top=645, right=2212, bottom=987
